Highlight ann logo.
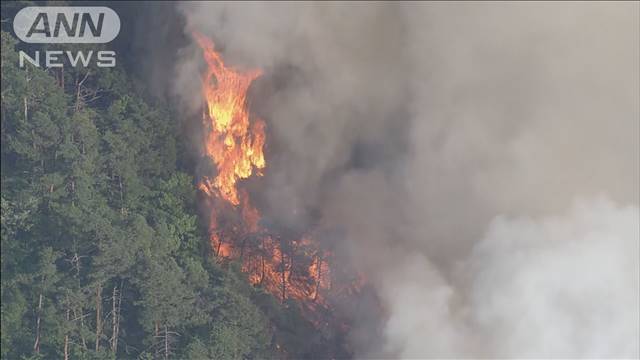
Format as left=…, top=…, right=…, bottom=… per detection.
left=26, top=12, right=105, bottom=39
left=14, top=7, right=120, bottom=44
left=13, top=7, right=120, bottom=68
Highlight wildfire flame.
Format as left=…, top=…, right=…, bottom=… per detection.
left=194, top=32, right=332, bottom=304
left=194, top=32, right=266, bottom=206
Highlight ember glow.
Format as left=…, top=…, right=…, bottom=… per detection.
left=194, top=32, right=333, bottom=304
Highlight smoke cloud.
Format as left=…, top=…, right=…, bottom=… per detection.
left=168, top=2, right=639, bottom=357
left=382, top=197, right=639, bottom=358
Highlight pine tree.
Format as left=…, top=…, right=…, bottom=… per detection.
left=2, top=23, right=276, bottom=359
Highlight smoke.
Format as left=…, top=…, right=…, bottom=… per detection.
left=167, top=2, right=639, bottom=358
left=382, top=197, right=639, bottom=358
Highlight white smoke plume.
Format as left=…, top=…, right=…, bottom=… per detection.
left=382, top=198, right=639, bottom=358
left=168, top=2, right=639, bottom=358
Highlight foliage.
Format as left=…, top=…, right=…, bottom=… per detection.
left=0, top=27, right=288, bottom=359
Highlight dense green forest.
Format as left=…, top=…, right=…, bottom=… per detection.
left=0, top=18, right=330, bottom=359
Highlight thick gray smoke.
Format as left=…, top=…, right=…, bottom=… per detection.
left=172, top=2, right=639, bottom=358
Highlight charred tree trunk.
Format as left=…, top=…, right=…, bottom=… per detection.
left=110, top=285, right=117, bottom=352
left=95, top=284, right=102, bottom=351
left=64, top=305, right=70, bottom=360
left=280, top=238, right=286, bottom=303
left=118, top=176, right=125, bottom=215
left=74, top=70, right=90, bottom=113
left=153, top=325, right=178, bottom=360
left=164, top=326, right=169, bottom=360
left=239, top=235, right=248, bottom=260
left=313, top=255, right=322, bottom=301
left=110, top=281, right=123, bottom=353
left=24, top=68, right=29, bottom=121
left=24, top=96, right=28, bottom=122
left=260, top=257, right=265, bottom=285
left=215, top=232, right=224, bottom=257
left=154, top=322, right=160, bottom=359
left=74, top=307, right=88, bottom=349
left=33, top=293, right=43, bottom=354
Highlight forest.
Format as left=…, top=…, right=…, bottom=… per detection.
left=6, top=2, right=637, bottom=359
left=0, top=4, right=342, bottom=359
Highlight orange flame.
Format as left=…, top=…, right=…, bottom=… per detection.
left=194, top=32, right=265, bottom=206
left=194, top=32, right=347, bottom=307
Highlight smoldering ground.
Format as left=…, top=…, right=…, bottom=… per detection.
left=138, top=2, right=639, bottom=358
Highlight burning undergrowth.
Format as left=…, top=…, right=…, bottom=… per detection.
left=191, top=32, right=370, bottom=347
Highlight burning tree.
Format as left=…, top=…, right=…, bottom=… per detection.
left=193, top=32, right=334, bottom=306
